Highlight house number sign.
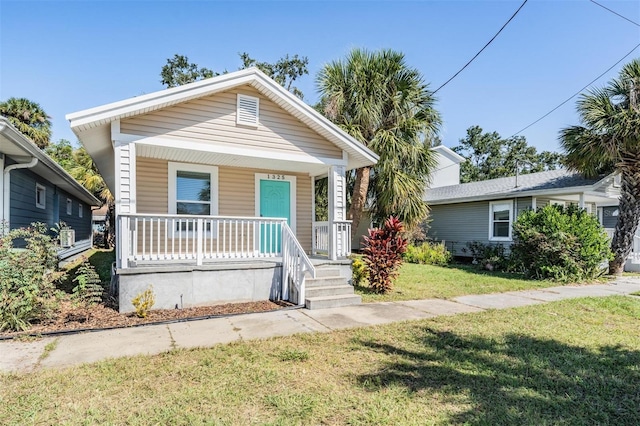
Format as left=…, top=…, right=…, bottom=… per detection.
left=267, top=174, right=286, bottom=180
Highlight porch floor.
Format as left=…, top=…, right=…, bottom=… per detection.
left=117, top=256, right=351, bottom=275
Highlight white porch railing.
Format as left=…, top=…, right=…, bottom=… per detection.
left=117, top=214, right=288, bottom=268
left=312, top=220, right=351, bottom=259
left=117, top=214, right=316, bottom=304
left=312, top=221, right=329, bottom=255
left=282, top=222, right=315, bottom=305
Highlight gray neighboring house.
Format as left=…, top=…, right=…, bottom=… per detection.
left=0, top=117, right=101, bottom=259
left=424, top=169, right=640, bottom=271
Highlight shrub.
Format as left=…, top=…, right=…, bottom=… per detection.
left=131, top=285, right=156, bottom=318
left=511, top=204, right=612, bottom=282
left=350, top=256, right=367, bottom=287
left=0, top=223, right=64, bottom=331
left=463, top=241, right=508, bottom=271
left=404, top=242, right=451, bottom=266
left=362, top=216, right=408, bottom=294
left=72, top=259, right=104, bottom=306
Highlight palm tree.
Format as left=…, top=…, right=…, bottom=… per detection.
left=560, top=58, right=640, bottom=275
left=316, top=48, right=441, bottom=234
left=0, top=97, right=52, bottom=148
left=71, top=147, right=115, bottom=247
left=70, top=146, right=113, bottom=203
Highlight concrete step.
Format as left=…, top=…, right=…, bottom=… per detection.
left=305, top=285, right=355, bottom=298
left=306, top=276, right=348, bottom=288
left=313, top=268, right=342, bottom=278
left=305, top=294, right=362, bottom=310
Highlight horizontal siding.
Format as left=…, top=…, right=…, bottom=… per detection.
left=136, top=157, right=312, bottom=252
left=57, top=188, right=92, bottom=242
left=122, top=86, right=341, bottom=159
left=9, top=166, right=91, bottom=244
left=137, top=157, right=168, bottom=214
left=9, top=167, right=54, bottom=230
left=516, top=197, right=532, bottom=216
left=428, top=201, right=492, bottom=256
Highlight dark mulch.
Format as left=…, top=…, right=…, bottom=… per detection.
left=1, top=299, right=290, bottom=339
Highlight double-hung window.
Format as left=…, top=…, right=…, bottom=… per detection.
left=489, top=200, right=513, bottom=241
left=169, top=163, right=218, bottom=217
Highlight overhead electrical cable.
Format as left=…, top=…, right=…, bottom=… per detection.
left=510, top=42, right=640, bottom=137
left=589, top=0, right=640, bottom=27
left=433, top=0, right=528, bottom=95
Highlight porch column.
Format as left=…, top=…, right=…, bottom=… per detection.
left=578, top=193, right=585, bottom=210
left=328, top=165, right=347, bottom=260
left=113, top=137, right=137, bottom=268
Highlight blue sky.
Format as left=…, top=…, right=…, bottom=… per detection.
left=1, top=0, right=639, bottom=153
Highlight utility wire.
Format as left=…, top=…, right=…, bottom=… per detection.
left=589, top=0, right=640, bottom=27
left=433, top=0, right=528, bottom=95
left=510, top=42, right=640, bottom=137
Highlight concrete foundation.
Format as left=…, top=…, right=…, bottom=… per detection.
left=117, top=261, right=282, bottom=313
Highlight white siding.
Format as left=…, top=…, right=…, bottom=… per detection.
left=121, top=86, right=342, bottom=160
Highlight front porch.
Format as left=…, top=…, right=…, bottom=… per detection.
left=115, top=213, right=355, bottom=312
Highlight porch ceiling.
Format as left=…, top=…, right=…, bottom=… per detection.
left=136, top=143, right=331, bottom=176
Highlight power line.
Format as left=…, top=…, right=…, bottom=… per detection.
left=510, top=42, right=640, bottom=138
left=433, top=0, right=528, bottom=95
left=589, top=0, right=640, bottom=27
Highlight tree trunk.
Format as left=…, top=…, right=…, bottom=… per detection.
left=348, top=166, right=371, bottom=239
left=609, top=168, right=640, bottom=275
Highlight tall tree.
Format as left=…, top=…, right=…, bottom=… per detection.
left=160, top=53, right=309, bottom=99
left=239, top=52, right=309, bottom=99
left=0, top=97, right=52, bottom=148
left=560, top=58, right=640, bottom=276
left=453, top=125, right=564, bottom=183
left=45, top=139, right=75, bottom=170
left=317, top=48, right=441, bottom=233
left=160, top=54, right=217, bottom=88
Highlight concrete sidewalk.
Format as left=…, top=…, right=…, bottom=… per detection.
left=1, top=278, right=638, bottom=374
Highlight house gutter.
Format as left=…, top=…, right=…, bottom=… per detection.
left=2, top=157, right=38, bottom=226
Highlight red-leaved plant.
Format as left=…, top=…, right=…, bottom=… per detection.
left=362, top=216, right=408, bottom=293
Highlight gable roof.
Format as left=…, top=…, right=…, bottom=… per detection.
left=425, top=169, right=616, bottom=205
left=66, top=67, right=378, bottom=186
left=432, top=145, right=465, bottom=164
left=0, top=117, right=100, bottom=206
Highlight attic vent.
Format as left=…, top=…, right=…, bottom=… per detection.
left=613, top=174, right=621, bottom=187
left=237, top=94, right=259, bottom=126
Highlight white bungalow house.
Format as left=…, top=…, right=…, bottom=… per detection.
left=67, top=68, right=378, bottom=312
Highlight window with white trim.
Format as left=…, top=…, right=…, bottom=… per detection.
left=550, top=200, right=565, bottom=207
left=35, top=184, right=46, bottom=209
left=489, top=200, right=513, bottom=241
left=168, top=163, right=218, bottom=216
left=66, top=198, right=72, bottom=215
left=236, top=94, right=259, bottom=127
left=79, top=204, right=83, bottom=218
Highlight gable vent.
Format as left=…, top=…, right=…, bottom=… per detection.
left=237, top=94, right=259, bottom=126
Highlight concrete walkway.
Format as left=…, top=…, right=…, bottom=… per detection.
left=1, top=278, right=638, bottom=374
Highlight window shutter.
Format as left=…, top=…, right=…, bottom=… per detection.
left=237, top=94, right=259, bottom=126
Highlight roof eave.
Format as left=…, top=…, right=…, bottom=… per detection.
left=67, top=67, right=379, bottom=169
left=0, top=118, right=101, bottom=206
left=425, top=184, right=603, bottom=205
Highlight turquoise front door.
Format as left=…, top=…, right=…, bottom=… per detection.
left=259, top=180, right=291, bottom=253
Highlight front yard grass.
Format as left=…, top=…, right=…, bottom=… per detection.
left=2, top=296, right=639, bottom=425
left=356, top=262, right=563, bottom=302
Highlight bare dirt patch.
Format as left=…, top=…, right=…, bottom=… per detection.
left=1, top=299, right=290, bottom=339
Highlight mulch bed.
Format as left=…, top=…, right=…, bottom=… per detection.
left=1, top=299, right=291, bottom=339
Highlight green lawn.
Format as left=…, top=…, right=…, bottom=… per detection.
left=355, top=263, right=565, bottom=302
left=2, top=296, right=639, bottom=425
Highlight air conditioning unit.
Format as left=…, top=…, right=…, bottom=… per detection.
left=60, top=228, right=76, bottom=248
